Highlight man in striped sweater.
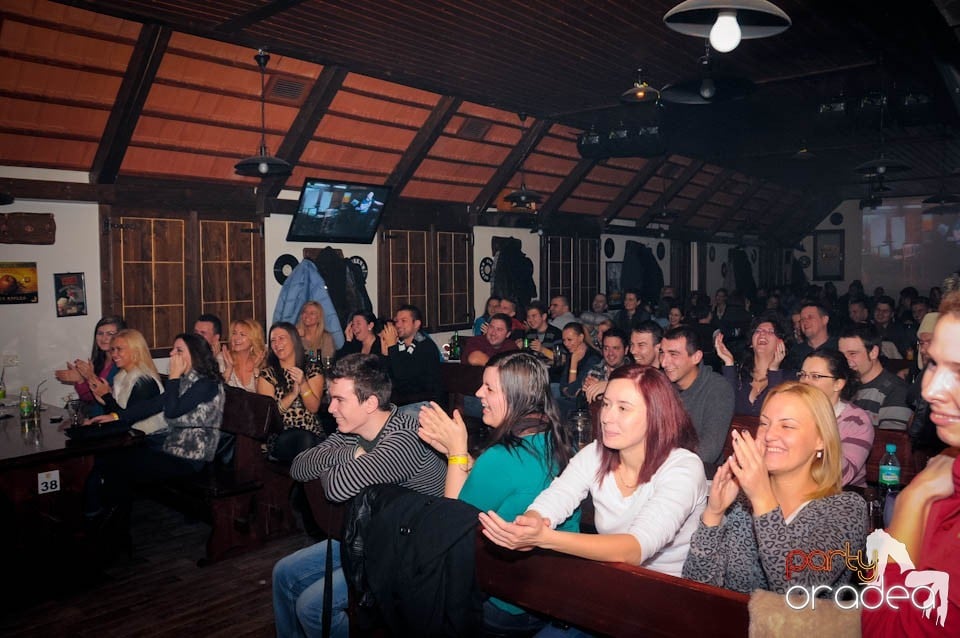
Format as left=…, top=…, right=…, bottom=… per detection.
left=273, top=353, right=445, bottom=638
left=839, top=323, right=914, bottom=431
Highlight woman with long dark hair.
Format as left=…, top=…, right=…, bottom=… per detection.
left=54, top=315, right=126, bottom=414
left=715, top=311, right=788, bottom=416
left=479, top=365, right=706, bottom=577
left=258, top=321, right=325, bottom=459
left=798, top=349, right=874, bottom=488
left=335, top=310, right=382, bottom=359
left=418, top=350, right=577, bottom=634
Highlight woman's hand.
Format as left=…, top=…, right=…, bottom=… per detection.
left=714, top=332, right=734, bottom=366
left=417, top=402, right=468, bottom=457
left=54, top=362, right=82, bottom=384
left=220, top=344, right=234, bottom=369
left=168, top=350, right=187, bottom=379
left=83, top=413, right=119, bottom=425
left=770, top=339, right=786, bottom=371
left=478, top=510, right=546, bottom=551
left=727, top=429, right=777, bottom=515
left=87, top=376, right=111, bottom=401
left=344, top=322, right=355, bottom=342
left=74, top=359, right=95, bottom=380
left=703, top=457, right=741, bottom=526
left=379, top=323, right=399, bottom=349
left=570, top=344, right=586, bottom=367
left=286, top=366, right=305, bottom=387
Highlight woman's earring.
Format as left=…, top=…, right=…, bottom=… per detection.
left=816, top=450, right=823, bottom=459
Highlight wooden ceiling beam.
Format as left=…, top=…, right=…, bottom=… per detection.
left=385, top=95, right=463, bottom=193
left=90, top=24, right=170, bottom=185
left=673, top=168, right=736, bottom=228
left=635, top=159, right=705, bottom=229
left=263, top=64, right=348, bottom=198
left=601, top=156, right=667, bottom=225
left=537, top=157, right=597, bottom=226
left=469, top=118, right=551, bottom=215
left=214, top=0, right=311, bottom=33
left=713, top=179, right=766, bottom=234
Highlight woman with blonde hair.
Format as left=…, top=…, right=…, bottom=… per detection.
left=683, top=381, right=867, bottom=594
left=221, top=318, right=266, bottom=392
left=297, top=301, right=336, bottom=363
left=86, top=328, right=166, bottom=435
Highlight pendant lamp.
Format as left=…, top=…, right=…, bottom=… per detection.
left=504, top=113, right=543, bottom=211
left=235, top=49, right=292, bottom=178
left=663, top=0, right=791, bottom=53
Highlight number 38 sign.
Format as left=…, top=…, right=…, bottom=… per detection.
left=38, top=470, right=61, bottom=494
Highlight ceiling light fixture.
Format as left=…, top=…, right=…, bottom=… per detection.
left=235, top=49, right=292, bottom=178
left=621, top=68, right=661, bottom=104
left=791, top=140, right=815, bottom=160
left=660, top=48, right=754, bottom=105
left=663, top=0, right=791, bottom=53
left=504, top=113, right=543, bottom=211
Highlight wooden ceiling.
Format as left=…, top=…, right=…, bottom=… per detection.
left=2, top=0, right=960, bottom=244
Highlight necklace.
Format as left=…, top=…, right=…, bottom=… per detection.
left=617, top=464, right=638, bottom=488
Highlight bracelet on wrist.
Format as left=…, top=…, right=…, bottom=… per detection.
left=447, top=454, right=473, bottom=472
left=301, top=388, right=313, bottom=398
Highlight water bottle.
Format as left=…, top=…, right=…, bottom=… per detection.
left=18, top=386, right=34, bottom=418
left=878, top=443, right=901, bottom=524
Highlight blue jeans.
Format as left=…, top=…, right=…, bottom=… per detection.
left=273, top=540, right=349, bottom=638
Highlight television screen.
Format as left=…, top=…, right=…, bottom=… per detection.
left=285, top=178, right=392, bottom=244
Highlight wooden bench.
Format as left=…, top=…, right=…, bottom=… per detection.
left=303, top=484, right=750, bottom=638
left=142, top=385, right=299, bottom=564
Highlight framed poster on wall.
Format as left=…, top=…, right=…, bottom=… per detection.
left=53, top=272, right=87, bottom=316
left=813, top=230, right=844, bottom=281
left=605, top=261, right=623, bottom=309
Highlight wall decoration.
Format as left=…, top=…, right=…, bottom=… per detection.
left=53, top=272, right=87, bottom=316
left=479, top=257, right=494, bottom=282
left=604, top=237, right=615, bottom=258
left=813, top=230, right=844, bottom=281
left=273, top=254, right=298, bottom=284
left=0, top=261, right=38, bottom=304
left=656, top=241, right=666, bottom=260
left=829, top=212, right=844, bottom=226
left=605, top=261, right=624, bottom=309
left=798, top=255, right=812, bottom=268
left=349, top=255, right=368, bottom=282
left=708, top=246, right=716, bottom=262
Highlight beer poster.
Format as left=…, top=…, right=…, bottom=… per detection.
left=0, top=261, right=39, bottom=304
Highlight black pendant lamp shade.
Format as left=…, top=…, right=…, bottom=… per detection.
left=854, top=155, right=911, bottom=176
left=235, top=49, right=292, bottom=178
left=505, top=113, right=543, bottom=210
left=621, top=69, right=661, bottom=104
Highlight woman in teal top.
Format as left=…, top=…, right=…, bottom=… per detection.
left=419, top=350, right=577, bottom=635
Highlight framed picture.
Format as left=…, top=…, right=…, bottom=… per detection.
left=813, top=230, right=844, bottom=281
left=0, top=261, right=39, bottom=304
left=605, top=261, right=624, bottom=309
left=53, top=272, right=87, bottom=317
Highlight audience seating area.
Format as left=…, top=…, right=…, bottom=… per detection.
left=140, top=385, right=300, bottom=564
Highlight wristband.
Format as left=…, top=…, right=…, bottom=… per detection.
left=110, top=413, right=119, bottom=421
left=447, top=455, right=473, bottom=472
left=301, top=389, right=314, bottom=398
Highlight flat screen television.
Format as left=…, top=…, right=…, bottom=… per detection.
left=285, top=178, right=392, bottom=244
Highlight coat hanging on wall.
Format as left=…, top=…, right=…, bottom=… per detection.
left=729, top=248, right=756, bottom=300
left=620, top=240, right=664, bottom=306
left=491, top=237, right=536, bottom=310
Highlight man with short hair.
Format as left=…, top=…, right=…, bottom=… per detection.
left=848, top=297, right=870, bottom=325
left=782, top=302, right=838, bottom=371
left=630, top=321, right=663, bottom=368
left=194, top=313, right=222, bottom=353
left=873, top=295, right=909, bottom=357
left=497, top=297, right=526, bottom=334
left=613, top=289, right=650, bottom=334
left=583, top=329, right=630, bottom=402
left=660, top=326, right=734, bottom=470
left=517, top=300, right=562, bottom=361
left=548, top=295, right=577, bottom=330
left=273, top=354, right=446, bottom=638
left=579, top=292, right=611, bottom=329
left=838, top=323, right=913, bottom=431
left=464, top=313, right=518, bottom=366
left=379, top=304, right=443, bottom=416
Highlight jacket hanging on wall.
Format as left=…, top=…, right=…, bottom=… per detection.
left=272, top=259, right=345, bottom=348
left=729, top=248, right=756, bottom=299
left=491, top=237, right=536, bottom=310
left=342, top=484, right=483, bottom=637
left=310, top=247, right=373, bottom=327
left=620, top=240, right=664, bottom=307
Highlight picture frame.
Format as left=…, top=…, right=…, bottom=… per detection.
left=605, top=261, right=624, bottom=310
left=53, top=272, right=87, bottom=317
left=813, top=230, right=844, bottom=281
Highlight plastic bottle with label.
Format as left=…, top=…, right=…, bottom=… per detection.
left=878, top=443, right=901, bottom=526
left=18, top=386, right=34, bottom=418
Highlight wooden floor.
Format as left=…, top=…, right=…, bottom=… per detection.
left=0, top=500, right=313, bottom=637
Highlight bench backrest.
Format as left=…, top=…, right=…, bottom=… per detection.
left=221, top=385, right=282, bottom=441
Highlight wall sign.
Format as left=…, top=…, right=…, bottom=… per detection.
left=0, top=261, right=38, bottom=304
left=53, top=272, right=87, bottom=317
left=813, top=230, right=844, bottom=281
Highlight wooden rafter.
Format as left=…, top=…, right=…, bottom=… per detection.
left=538, top=157, right=597, bottom=226
left=713, top=179, right=765, bottom=234
left=470, top=119, right=551, bottom=215
left=386, top=95, right=463, bottom=192
left=601, top=156, right=667, bottom=225
left=636, top=160, right=705, bottom=229
left=673, top=168, right=736, bottom=228
left=90, top=24, right=170, bottom=184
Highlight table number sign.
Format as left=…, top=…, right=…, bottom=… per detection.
left=37, top=469, right=60, bottom=494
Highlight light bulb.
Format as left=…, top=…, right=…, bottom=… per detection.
left=709, top=10, right=741, bottom=53
left=258, top=161, right=269, bottom=174
left=699, top=78, right=717, bottom=100
left=876, top=164, right=886, bottom=175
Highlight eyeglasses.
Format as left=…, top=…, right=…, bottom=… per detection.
left=753, top=328, right=777, bottom=337
left=796, top=371, right=836, bottom=381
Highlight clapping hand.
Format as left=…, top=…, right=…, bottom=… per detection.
left=86, top=376, right=111, bottom=403
left=54, top=361, right=82, bottom=384
left=220, top=344, right=234, bottom=370
left=417, top=401, right=468, bottom=456
left=714, top=332, right=734, bottom=366
left=380, top=322, right=399, bottom=348
left=726, top=428, right=776, bottom=515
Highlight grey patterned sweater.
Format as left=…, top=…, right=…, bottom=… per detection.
left=682, top=491, right=868, bottom=594
left=161, top=370, right=224, bottom=462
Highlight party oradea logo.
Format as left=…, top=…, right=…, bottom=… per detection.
left=783, top=529, right=949, bottom=629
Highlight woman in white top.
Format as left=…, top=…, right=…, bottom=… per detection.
left=479, top=364, right=706, bottom=577
left=220, top=318, right=266, bottom=392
